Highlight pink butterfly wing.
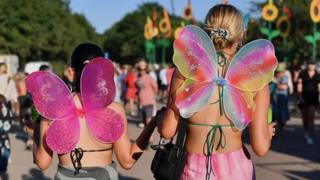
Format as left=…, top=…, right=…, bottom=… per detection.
left=173, top=25, right=218, bottom=82
left=173, top=25, right=218, bottom=117
left=81, top=57, right=115, bottom=110
left=46, top=116, right=80, bottom=154
left=223, top=86, right=254, bottom=130
left=25, top=71, right=80, bottom=153
left=25, top=71, right=77, bottom=120
left=81, top=57, right=124, bottom=142
left=85, top=108, right=124, bottom=143
left=225, top=39, right=278, bottom=92
left=175, top=79, right=215, bottom=118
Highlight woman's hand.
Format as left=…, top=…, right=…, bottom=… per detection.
left=269, top=122, right=277, bottom=139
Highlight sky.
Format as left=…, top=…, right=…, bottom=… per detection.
left=69, top=0, right=263, bottom=34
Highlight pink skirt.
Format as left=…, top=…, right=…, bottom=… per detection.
left=180, top=148, right=254, bottom=180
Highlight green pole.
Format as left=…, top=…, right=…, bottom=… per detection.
left=284, top=37, right=288, bottom=64
left=313, top=23, right=317, bottom=60
left=268, top=22, right=272, bottom=40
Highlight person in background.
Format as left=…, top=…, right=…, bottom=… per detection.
left=271, top=63, right=290, bottom=134
left=159, top=65, right=168, bottom=102
left=61, top=64, right=74, bottom=91
left=297, top=59, right=320, bottom=145
left=0, top=94, right=12, bottom=176
left=125, top=66, right=138, bottom=116
left=0, top=63, right=19, bottom=119
left=136, top=59, right=158, bottom=133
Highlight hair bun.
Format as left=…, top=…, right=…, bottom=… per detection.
left=213, top=36, right=229, bottom=50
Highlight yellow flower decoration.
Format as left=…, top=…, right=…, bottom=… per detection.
left=310, top=0, right=320, bottom=23
left=276, top=15, right=291, bottom=38
left=262, top=1, right=279, bottom=22
left=144, top=17, right=158, bottom=40
left=159, top=9, right=172, bottom=38
left=183, top=4, right=193, bottom=21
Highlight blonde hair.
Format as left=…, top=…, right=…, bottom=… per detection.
left=205, top=4, right=244, bottom=50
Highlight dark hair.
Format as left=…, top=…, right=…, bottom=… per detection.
left=39, top=64, right=50, bottom=71
left=71, top=43, right=104, bottom=92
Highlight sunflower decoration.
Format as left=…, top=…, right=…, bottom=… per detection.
left=276, top=6, right=292, bottom=38
left=262, top=0, right=279, bottom=22
left=310, top=0, right=320, bottom=23
left=159, top=9, right=172, bottom=38
left=144, top=16, right=159, bottom=40
left=183, top=1, right=193, bottom=21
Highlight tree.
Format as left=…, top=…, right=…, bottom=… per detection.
left=102, top=2, right=188, bottom=64
left=0, top=0, right=99, bottom=65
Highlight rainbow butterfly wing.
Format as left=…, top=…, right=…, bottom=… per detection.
left=223, top=86, right=255, bottom=129
left=224, top=39, right=277, bottom=129
left=81, top=58, right=124, bottom=143
left=173, top=25, right=218, bottom=118
left=25, top=72, right=80, bottom=153
left=225, top=39, right=277, bottom=92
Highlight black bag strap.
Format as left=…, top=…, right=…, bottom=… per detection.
left=175, top=117, right=188, bottom=147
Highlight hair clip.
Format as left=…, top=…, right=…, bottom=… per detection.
left=210, top=28, right=229, bottom=39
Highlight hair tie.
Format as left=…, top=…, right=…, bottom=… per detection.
left=210, top=28, right=229, bottom=39
left=83, top=60, right=90, bottom=65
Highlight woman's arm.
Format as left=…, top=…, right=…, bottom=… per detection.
left=33, top=119, right=53, bottom=170
left=157, top=69, right=184, bottom=139
left=249, top=85, right=275, bottom=156
left=112, top=103, right=156, bottom=170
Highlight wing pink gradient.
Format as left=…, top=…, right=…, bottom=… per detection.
left=25, top=71, right=77, bottom=120
left=46, top=117, right=80, bottom=154
left=175, top=79, right=215, bottom=118
left=223, top=86, right=255, bottom=130
left=173, top=25, right=218, bottom=118
left=81, top=57, right=115, bottom=110
left=225, top=39, right=278, bottom=92
left=173, top=25, right=218, bottom=82
left=25, top=71, right=79, bottom=153
left=26, top=58, right=125, bottom=154
left=85, top=108, right=124, bottom=143
left=81, top=57, right=124, bottom=143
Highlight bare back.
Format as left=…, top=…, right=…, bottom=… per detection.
left=53, top=94, right=118, bottom=167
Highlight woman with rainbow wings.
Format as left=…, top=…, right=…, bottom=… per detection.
left=156, top=4, right=277, bottom=180
left=27, top=43, right=157, bottom=179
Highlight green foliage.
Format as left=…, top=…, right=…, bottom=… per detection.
left=269, top=30, right=280, bottom=40
left=260, top=27, right=270, bottom=36
left=250, top=1, right=319, bottom=62
left=0, top=0, right=99, bottom=66
left=305, top=35, right=315, bottom=44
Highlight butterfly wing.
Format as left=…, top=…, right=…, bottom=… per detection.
left=173, top=25, right=218, bottom=81
left=223, top=39, right=277, bottom=129
left=225, top=39, right=277, bottom=92
left=176, top=79, right=215, bottom=118
left=25, top=71, right=77, bottom=120
left=85, top=108, right=124, bottom=143
left=173, top=25, right=218, bottom=118
left=81, top=57, right=124, bottom=142
left=223, top=86, right=255, bottom=129
left=25, top=71, right=79, bottom=153
left=46, top=117, right=80, bottom=154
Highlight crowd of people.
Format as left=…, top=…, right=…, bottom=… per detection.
left=0, top=3, right=319, bottom=180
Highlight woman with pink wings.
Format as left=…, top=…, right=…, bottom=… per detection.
left=27, top=43, right=157, bottom=179
left=155, top=4, right=277, bottom=180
